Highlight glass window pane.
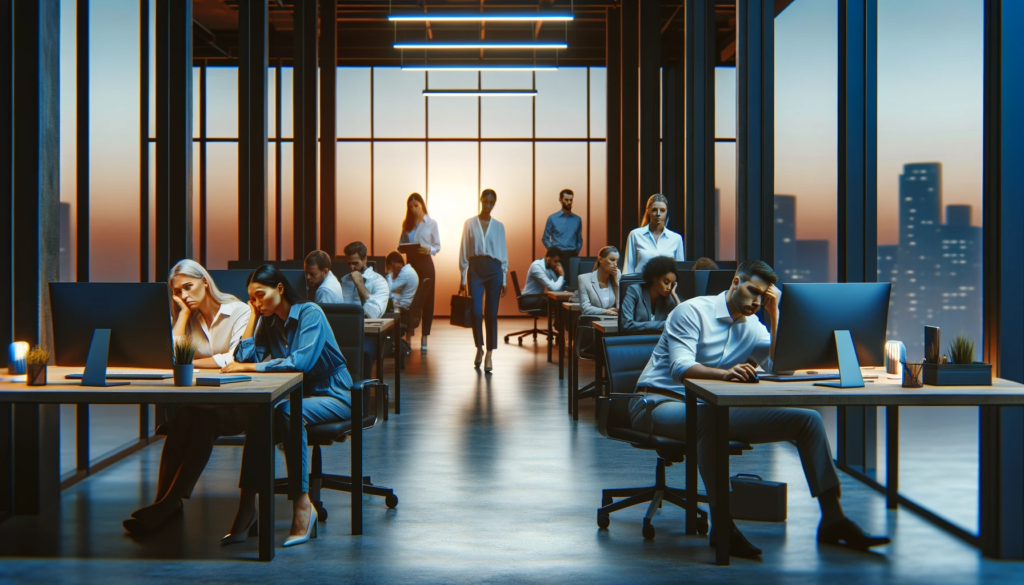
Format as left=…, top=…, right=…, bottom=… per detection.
left=590, top=67, right=607, bottom=139
left=589, top=142, right=608, bottom=255
left=427, top=71, right=478, bottom=139
left=373, top=142, right=426, bottom=256
left=536, top=68, right=587, bottom=137
left=206, top=143, right=239, bottom=269
left=429, top=142, right=480, bottom=316
left=193, top=67, right=200, bottom=139
left=374, top=68, right=425, bottom=138
left=268, top=68, right=277, bottom=139
left=280, top=67, right=294, bottom=139
left=714, top=144, right=736, bottom=261
left=480, top=142, right=532, bottom=315
left=535, top=143, right=589, bottom=255
left=774, top=0, right=838, bottom=283
left=60, top=0, right=77, bottom=283
left=279, top=142, right=294, bottom=260
left=481, top=71, right=532, bottom=138
left=206, top=67, right=238, bottom=138
left=338, top=67, right=371, bottom=138
left=715, top=68, right=736, bottom=139
left=335, top=142, right=371, bottom=256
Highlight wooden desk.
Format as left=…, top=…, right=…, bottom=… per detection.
left=681, top=377, right=1024, bottom=565
left=562, top=302, right=581, bottom=415
left=0, top=366, right=326, bottom=561
left=546, top=291, right=575, bottom=375
left=591, top=321, right=619, bottom=417
left=365, top=317, right=399, bottom=419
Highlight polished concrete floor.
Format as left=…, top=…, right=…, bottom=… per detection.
left=1, top=320, right=1021, bottom=584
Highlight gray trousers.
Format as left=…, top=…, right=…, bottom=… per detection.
left=630, top=395, right=841, bottom=504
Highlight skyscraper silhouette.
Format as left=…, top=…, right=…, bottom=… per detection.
left=774, top=195, right=829, bottom=284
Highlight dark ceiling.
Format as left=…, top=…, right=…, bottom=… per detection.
left=191, top=0, right=794, bottom=68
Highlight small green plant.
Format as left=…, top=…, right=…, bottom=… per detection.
left=173, top=337, right=197, bottom=366
left=948, top=334, right=976, bottom=365
left=25, top=345, right=50, bottom=366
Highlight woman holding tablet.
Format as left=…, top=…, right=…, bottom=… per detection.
left=399, top=193, right=440, bottom=350
left=458, top=188, right=508, bottom=373
left=624, top=193, right=686, bottom=274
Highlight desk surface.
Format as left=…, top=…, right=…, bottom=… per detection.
left=683, top=377, right=1024, bottom=407
left=0, top=366, right=303, bottom=405
left=562, top=302, right=581, bottom=311
left=546, top=291, right=575, bottom=300
left=593, top=321, right=618, bottom=333
left=365, top=319, right=395, bottom=334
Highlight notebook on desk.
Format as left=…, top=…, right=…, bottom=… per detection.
left=65, top=372, right=172, bottom=381
left=196, top=375, right=252, bottom=386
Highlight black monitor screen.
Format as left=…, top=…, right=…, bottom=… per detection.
left=208, top=269, right=307, bottom=302
left=50, top=282, right=175, bottom=368
left=773, top=282, right=891, bottom=373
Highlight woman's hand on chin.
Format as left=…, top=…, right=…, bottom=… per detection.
left=221, top=362, right=255, bottom=374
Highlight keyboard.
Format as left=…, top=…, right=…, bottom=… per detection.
left=760, top=374, right=841, bottom=382
left=65, top=373, right=173, bottom=381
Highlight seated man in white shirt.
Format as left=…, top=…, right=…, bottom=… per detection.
left=523, top=246, right=566, bottom=296
left=340, top=241, right=391, bottom=377
left=304, top=249, right=345, bottom=304
left=385, top=251, right=419, bottom=347
left=631, top=259, right=890, bottom=558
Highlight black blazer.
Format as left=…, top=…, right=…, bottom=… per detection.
left=620, top=283, right=673, bottom=333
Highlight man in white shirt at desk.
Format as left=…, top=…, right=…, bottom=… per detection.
left=385, top=251, right=419, bottom=311
left=632, top=259, right=890, bottom=558
left=304, top=250, right=345, bottom=304
left=523, top=247, right=566, bottom=296
left=341, top=241, right=391, bottom=377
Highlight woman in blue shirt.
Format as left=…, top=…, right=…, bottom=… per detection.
left=624, top=193, right=686, bottom=274
left=220, top=265, right=354, bottom=548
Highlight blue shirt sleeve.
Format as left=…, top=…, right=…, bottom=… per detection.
left=234, top=316, right=272, bottom=363
left=542, top=215, right=555, bottom=249
left=254, top=307, right=329, bottom=373
left=574, top=215, right=583, bottom=254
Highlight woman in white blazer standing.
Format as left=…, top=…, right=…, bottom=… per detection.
left=458, top=188, right=507, bottom=373
left=578, top=246, right=621, bottom=316
left=624, top=193, right=686, bottom=274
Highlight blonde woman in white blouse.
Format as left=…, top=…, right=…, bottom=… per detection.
left=624, top=193, right=686, bottom=274
left=168, top=259, right=250, bottom=369
left=458, top=188, right=508, bottom=373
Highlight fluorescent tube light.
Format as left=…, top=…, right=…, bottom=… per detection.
left=423, top=90, right=538, bottom=97
left=402, top=65, right=557, bottom=72
left=395, top=42, right=568, bottom=50
left=389, top=14, right=574, bottom=22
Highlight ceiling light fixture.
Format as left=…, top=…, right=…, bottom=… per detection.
left=395, top=42, right=567, bottom=50
left=402, top=65, right=557, bottom=72
left=423, top=90, right=538, bottom=97
left=389, top=13, right=574, bottom=22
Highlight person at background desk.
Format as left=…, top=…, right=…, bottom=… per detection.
left=304, top=250, right=345, bottom=304
left=629, top=259, right=890, bottom=558
left=624, top=193, right=685, bottom=274
left=459, top=188, right=508, bottom=373
left=399, top=192, right=440, bottom=351
left=122, top=260, right=252, bottom=537
left=692, top=257, right=719, bottom=271
left=542, top=188, right=583, bottom=272
left=578, top=246, right=621, bottom=316
left=386, top=251, right=419, bottom=346
left=523, top=246, right=566, bottom=297
left=340, top=241, right=390, bottom=378
left=220, top=265, right=355, bottom=548
left=620, top=256, right=680, bottom=333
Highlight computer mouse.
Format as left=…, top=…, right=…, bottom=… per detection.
left=746, top=373, right=759, bottom=383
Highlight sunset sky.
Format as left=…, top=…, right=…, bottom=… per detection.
left=59, top=0, right=984, bottom=293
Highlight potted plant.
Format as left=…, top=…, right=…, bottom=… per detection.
left=26, top=345, right=50, bottom=386
left=172, top=338, right=196, bottom=387
left=923, top=333, right=992, bottom=386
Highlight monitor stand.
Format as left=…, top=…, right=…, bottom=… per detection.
left=80, top=329, right=130, bottom=387
left=813, top=330, right=865, bottom=389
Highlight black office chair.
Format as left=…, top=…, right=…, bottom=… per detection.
left=615, top=274, right=643, bottom=332
left=275, top=303, right=398, bottom=521
left=704, top=270, right=737, bottom=296
left=571, top=314, right=605, bottom=420
left=504, top=270, right=552, bottom=345
left=596, top=335, right=752, bottom=540
left=227, top=259, right=304, bottom=270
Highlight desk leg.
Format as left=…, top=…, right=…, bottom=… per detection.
left=256, top=402, right=276, bottom=561
left=350, top=382, right=364, bottom=536
left=394, top=314, right=401, bottom=415
left=377, top=331, right=388, bottom=421
left=712, top=405, right=731, bottom=566
left=288, top=385, right=303, bottom=503
left=594, top=330, right=604, bottom=423
left=886, top=406, right=899, bottom=510
left=558, top=309, right=565, bottom=381
left=547, top=303, right=554, bottom=363
left=685, top=392, right=698, bottom=534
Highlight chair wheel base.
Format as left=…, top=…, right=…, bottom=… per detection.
left=385, top=494, right=399, bottom=509
left=696, top=518, right=709, bottom=535
left=597, top=513, right=610, bottom=529
left=314, top=501, right=328, bottom=522
left=642, top=521, right=655, bottom=540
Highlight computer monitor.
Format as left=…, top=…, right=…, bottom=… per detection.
left=567, top=257, right=598, bottom=290
left=207, top=269, right=307, bottom=301
left=704, top=270, right=737, bottom=296
left=772, top=282, right=891, bottom=374
left=50, top=282, right=175, bottom=368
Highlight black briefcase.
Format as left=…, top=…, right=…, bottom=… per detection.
left=730, top=474, right=787, bottom=522
left=450, top=295, right=474, bottom=328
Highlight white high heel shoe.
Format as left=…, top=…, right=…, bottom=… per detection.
left=283, top=507, right=318, bottom=548
left=221, top=512, right=258, bottom=546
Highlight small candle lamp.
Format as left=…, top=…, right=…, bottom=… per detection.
left=7, top=342, right=29, bottom=375
left=885, top=340, right=905, bottom=379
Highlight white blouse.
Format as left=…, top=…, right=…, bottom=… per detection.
left=596, top=284, right=615, bottom=309
left=624, top=225, right=686, bottom=274
left=180, top=300, right=251, bottom=368
left=459, top=216, right=509, bottom=285
left=399, top=215, right=441, bottom=256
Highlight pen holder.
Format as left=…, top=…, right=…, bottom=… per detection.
left=7, top=342, right=28, bottom=375
left=26, top=364, right=47, bottom=386
left=901, top=361, right=923, bottom=388
left=173, top=364, right=194, bottom=387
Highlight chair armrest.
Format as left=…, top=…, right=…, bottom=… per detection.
left=639, top=386, right=686, bottom=402
left=353, top=378, right=380, bottom=389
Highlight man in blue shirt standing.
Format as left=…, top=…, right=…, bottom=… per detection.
left=542, top=189, right=583, bottom=274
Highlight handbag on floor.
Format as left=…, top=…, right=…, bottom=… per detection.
left=450, top=294, right=474, bottom=328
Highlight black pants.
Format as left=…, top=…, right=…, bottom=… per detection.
left=408, top=253, right=436, bottom=335
left=468, top=256, right=502, bottom=350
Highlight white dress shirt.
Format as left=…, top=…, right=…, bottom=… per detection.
left=459, top=216, right=509, bottom=285
left=313, top=270, right=345, bottom=304
left=340, top=266, right=390, bottom=319
left=400, top=215, right=441, bottom=256
left=522, top=258, right=565, bottom=295
left=624, top=225, right=686, bottom=274
left=179, top=300, right=251, bottom=368
left=597, top=286, right=615, bottom=309
left=387, top=264, right=419, bottom=309
left=636, top=291, right=773, bottom=394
